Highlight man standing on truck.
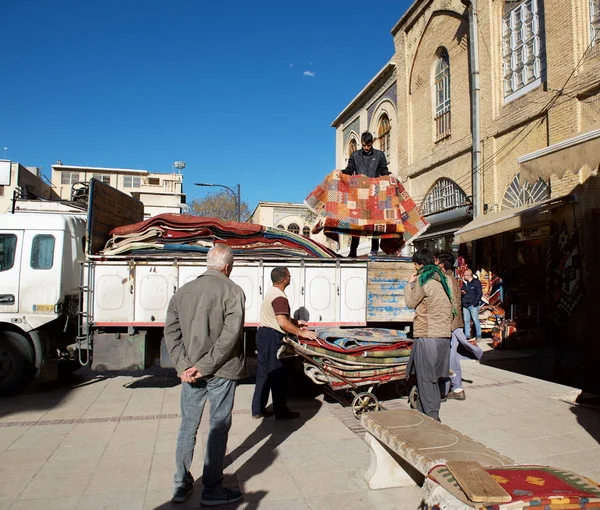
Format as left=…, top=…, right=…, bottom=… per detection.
left=164, top=244, right=245, bottom=506
left=341, top=131, right=390, bottom=258
left=404, top=248, right=454, bottom=421
left=251, top=266, right=317, bottom=420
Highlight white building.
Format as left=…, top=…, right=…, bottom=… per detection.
left=51, top=163, right=186, bottom=217
left=0, top=160, right=59, bottom=213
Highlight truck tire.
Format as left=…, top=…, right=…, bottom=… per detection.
left=0, top=331, right=36, bottom=396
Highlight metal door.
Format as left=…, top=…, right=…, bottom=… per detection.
left=134, top=265, right=176, bottom=323
left=230, top=265, right=261, bottom=324
left=304, top=266, right=337, bottom=323
left=339, top=265, right=367, bottom=323
left=93, top=264, right=134, bottom=323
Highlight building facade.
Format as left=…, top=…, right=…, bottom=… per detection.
left=334, top=0, right=600, bottom=391
left=248, top=201, right=337, bottom=251
left=50, top=163, right=186, bottom=217
left=0, top=161, right=59, bottom=213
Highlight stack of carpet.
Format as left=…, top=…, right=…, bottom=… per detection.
left=100, top=214, right=338, bottom=258
left=284, top=327, right=412, bottom=389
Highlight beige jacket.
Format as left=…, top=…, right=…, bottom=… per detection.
left=404, top=272, right=453, bottom=339
left=445, top=269, right=465, bottom=332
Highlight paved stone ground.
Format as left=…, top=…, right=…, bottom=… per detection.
left=0, top=350, right=599, bottom=510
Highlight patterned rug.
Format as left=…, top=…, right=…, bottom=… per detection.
left=305, top=171, right=428, bottom=250
left=425, top=464, right=600, bottom=509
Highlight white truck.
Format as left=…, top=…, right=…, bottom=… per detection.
left=0, top=180, right=414, bottom=395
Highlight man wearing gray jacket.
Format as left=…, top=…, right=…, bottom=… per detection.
left=164, top=244, right=245, bottom=507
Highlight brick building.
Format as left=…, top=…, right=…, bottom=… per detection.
left=333, top=0, right=600, bottom=391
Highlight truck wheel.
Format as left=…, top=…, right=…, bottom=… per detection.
left=0, top=331, right=36, bottom=396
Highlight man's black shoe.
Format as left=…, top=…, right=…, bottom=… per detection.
left=172, top=486, right=193, bottom=504
left=275, top=410, right=300, bottom=420
left=347, top=253, right=357, bottom=258
left=201, top=486, right=243, bottom=507
left=251, top=409, right=274, bottom=419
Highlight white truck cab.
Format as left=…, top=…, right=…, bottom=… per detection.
left=0, top=212, right=86, bottom=394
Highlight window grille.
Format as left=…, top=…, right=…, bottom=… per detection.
left=377, top=114, right=391, bottom=160
left=502, top=0, right=543, bottom=101
left=592, top=0, right=600, bottom=46
left=93, top=174, right=111, bottom=184
left=434, top=49, right=451, bottom=141
left=60, top=172, right=80, bottom=185
left=287, top=223, right=300, bottom=235
left=422, top=178, right=467, bottom=215
left=302, top=226, right=311, bottom=237
left=501, top=172, right=549, bottom=209
left=348, top=138, right=358, bottom=158
left=124, top=176, right=141, bottom=188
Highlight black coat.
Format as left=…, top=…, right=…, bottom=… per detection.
left=342, top=148, right=390, bottom=178
left=461, top=278, right=483, bottom=307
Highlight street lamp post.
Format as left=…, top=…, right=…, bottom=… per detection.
left=194, top=182, right=241, bottom=222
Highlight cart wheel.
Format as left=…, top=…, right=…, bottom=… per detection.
left=409, top=385, right=418, bottom=409
left=351, top=392, right=379, bottom=419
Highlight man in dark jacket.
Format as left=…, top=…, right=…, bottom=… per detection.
left=461, top=269, right=483, bottom=342
left=164, top=244, right=245, bottom=507
left=342, top=131, right=390, bottom=258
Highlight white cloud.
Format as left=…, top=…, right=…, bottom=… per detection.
left=303, top=70, right=315, bottom=77
left=289, top=63, right=294, bottom=68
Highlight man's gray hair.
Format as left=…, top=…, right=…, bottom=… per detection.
left=207, top=244, right=234, bottom=270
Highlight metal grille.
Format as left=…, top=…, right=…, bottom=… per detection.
left=502, top=0, right=543, bottom=99
left=501, top=172, right=550, bottom=209
left=592, top=0, right=600, bottom=46
left=434, top=50, right=451, bottom=141
left=287, top=223, right=300, bottom=235
left=422, top=178, right=467, bottom=215
left=377, top=115, right=391, bottom=161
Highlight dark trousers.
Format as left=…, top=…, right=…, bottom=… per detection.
left=349, top=236, right=379, bottom=256
left=251, top=327, right=288, bottom=416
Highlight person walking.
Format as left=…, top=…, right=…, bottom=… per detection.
left=342, top=131, right=390, bottom=258
left=436, top=253, right=483, bottom=401
left=462, top=269, right=483, bottom=343
left=164, top=244, right=245, bottom=507
left=251, top=266, right=317, bottom=420
left=404, top=248, right=454, bottom=421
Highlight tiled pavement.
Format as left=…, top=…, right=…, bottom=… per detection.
left=0, top=352, right=599, bottom=510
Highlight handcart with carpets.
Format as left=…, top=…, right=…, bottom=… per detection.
left=282, top=327, right=414, bottom=419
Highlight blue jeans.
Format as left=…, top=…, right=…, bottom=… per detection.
left=174, top=376, right=237, bottom=492
left=463, top=305, right=482, bottom=339
left=445, top=328, right=484, bottom=393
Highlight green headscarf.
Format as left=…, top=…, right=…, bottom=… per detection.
left=417, top=264, right=457, bottom=316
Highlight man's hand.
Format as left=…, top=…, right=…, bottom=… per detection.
left=298, top=329, right=317, bottom=341
left=180, top=366, right=202, bottom=383
left=408, top=273, right=418, bottom=284
left=332, top=169, right=342, bottom=178
left=297, top=320, right=308, bottom=328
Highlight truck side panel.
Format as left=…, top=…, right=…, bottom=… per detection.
left=366, top=261, right=414, bottom=322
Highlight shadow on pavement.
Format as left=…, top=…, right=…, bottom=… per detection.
left=570, top=401, right=600, bottom=447
left=150, top=397, right=323, bottom=509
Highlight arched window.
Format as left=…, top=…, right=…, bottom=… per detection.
left=434, top=48, right=451, bottom=141
left=348, top=138, right=358, bottom=158
left=302, top=226, right=311, bottom=237
left=287, top=223, right=300, bottom=235
left=377, top=114, right=391, bottom=162
left=422, top=178, right=467, bottom=215
left=276, top=224, right=285, bottom=229
left=501, top=172, right=550, bottom=209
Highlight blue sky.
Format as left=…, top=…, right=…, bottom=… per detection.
left=1, top=0, right=412, bottom=211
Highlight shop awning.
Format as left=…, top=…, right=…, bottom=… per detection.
left=518, top=126, right=600, bottom=183
left=415, top=205, right=472, bottom=242
left=453, top=196, right=569, bottom=245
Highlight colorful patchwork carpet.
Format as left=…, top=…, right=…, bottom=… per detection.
left=425, top=464, right=600, bottom=509
left=304, top=171, right=429, bottom=251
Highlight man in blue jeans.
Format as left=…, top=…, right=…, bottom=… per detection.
left=461, top=269, right=483, bottom=342
left=164, top=244, right=245, bottom=506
